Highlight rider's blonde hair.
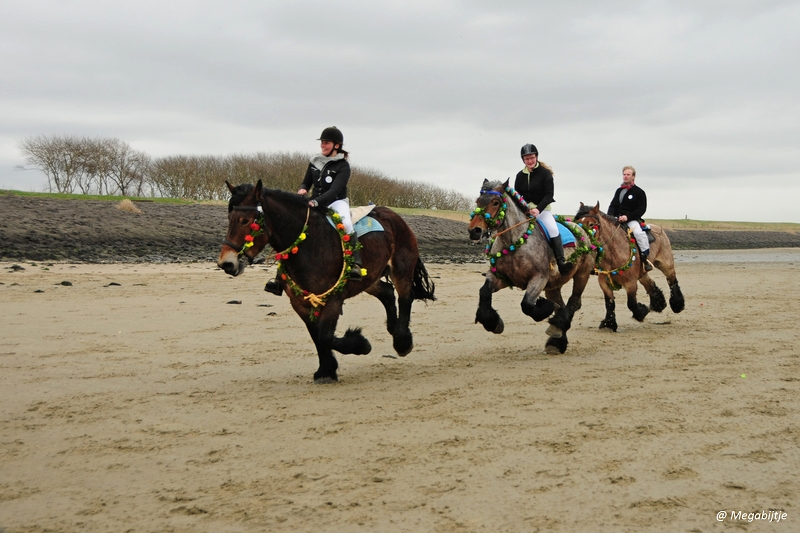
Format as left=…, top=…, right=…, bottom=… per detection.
left=622, top=165, right=636, bottom=177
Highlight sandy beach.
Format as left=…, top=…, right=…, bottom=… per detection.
left=1, top=252, right=798, bottom=532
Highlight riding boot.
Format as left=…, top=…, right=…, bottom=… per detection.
left=264, top=271, right=283, bottom=295
left=348, top=233, right=364, bottom=281
left=641, top=248, right=654, bottom=271
left=549, top=235, right=574, bottom=275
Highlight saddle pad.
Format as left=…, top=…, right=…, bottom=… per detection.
left=536, top=220, right=577, bottom=247
left=326, top=211, right=385, bottom=237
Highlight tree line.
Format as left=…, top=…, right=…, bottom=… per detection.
left=18, top=134, right=472, bottom=211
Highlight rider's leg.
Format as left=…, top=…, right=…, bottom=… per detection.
left=538, top=210, right=574, bottom=275
left=330, top=199, right=364, bottom=281
left=627, top=220, right=652, bottom=271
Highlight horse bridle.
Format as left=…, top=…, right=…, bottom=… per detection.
left=223, top=204, right=265, bottom=264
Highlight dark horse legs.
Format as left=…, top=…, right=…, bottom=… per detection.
left=475, top=278, right=505, bottom=334
left=303, top=299, right=372, bottom=384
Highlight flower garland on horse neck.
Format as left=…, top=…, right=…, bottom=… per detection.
left=275, top=210, right=364, bottom=322
left=238, top=211, right=266, bottom=256
left=574, top=219, right=637, bottom=291
left=478, top=185, right=596, bottom=278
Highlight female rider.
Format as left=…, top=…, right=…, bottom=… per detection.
left=264, top=126, right=363, bottom=296
left=513, top=143, right=573, bottom=275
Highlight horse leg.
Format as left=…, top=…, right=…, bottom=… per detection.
left=658, top=260, right=686, bottom=314
left=625, top=280, right=650, bottom=322
left=668, top=278, right=685, bottom=313
left=638, top=273, right=667, bottom=312
left=393, top=293, right=414, bottom=356
left=520, top=276, right=551, bottom=322
left=475, top=275, right=506, bottom=334
left=366, top=280, right=398, bottom=336
left=544, top=288, right=566, bottom=338
left=598, top=278, right=618, bottom=332
left=546, top=264, right=590, bottom=339
left=303, top=317, right=339, bottom=384
left=388, top=254, right=416, bottom=357
left=545, top=331, right=569, bottom=355
left=652, top=242, right=685, bottom=313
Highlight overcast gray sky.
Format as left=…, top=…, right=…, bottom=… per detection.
left=2, top=1, right=799, bottom=222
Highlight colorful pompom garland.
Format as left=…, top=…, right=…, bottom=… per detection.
left=573, top=218, right=638, bottom=290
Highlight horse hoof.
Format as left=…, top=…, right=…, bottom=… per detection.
left=493, top=318, right=505, bottom=334
left=395, top=343, right=413, bottom=357
left=314, top=376, right=337, bottom=384
left=545, top=344, right=562, bottom=355
left=545, top=324, right=563, bottom=338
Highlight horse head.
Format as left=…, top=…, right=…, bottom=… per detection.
left=468, top=178, right=511, bottom=241
left=218, top=180, right=271, bottom=276
left=574, top=201, right=602, bottom=227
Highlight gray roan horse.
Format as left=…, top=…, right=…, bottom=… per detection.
left=574, top=202, right=685, bottom=331
left=468, top=179, right=595, bottom=354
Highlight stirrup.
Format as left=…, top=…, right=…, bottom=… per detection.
left=644, top=260, right=654, bottom=272
left=264, top=279, right=283, bottom=295
left=348, top=265, right=364, bottom=281
left=557, top=261, right=574, bottom=275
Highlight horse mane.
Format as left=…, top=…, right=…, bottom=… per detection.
left=262, top=187, right=310, bottom=208
left=481, top=180, right=527, bottom=215
left=227, top=183, right=310, bottom=212
left=575, top=203, right=617, bottom=225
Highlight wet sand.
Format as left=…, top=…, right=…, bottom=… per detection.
left=1, top=254, right=798, bottom=532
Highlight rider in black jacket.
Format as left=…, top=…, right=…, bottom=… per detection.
left=608, top=165, right=652, bottom=271
left=265, top=127, right=363, bottom=296
left=514, top=144, right=573, bottom=275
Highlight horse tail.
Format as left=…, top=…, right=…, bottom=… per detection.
left=412, top=258, right=436, bottom=301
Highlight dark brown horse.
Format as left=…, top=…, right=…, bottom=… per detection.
left=468, top=179, right=595, bottom=354
left=218, top=180, right=435, bottom=383
left=574, top=202, right=685, bottom=331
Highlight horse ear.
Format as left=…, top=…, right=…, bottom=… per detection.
left=592, top=202, right=600, bottom=213
left=481, top=178, right=490, bottom=190
left=580, top=201, right=585, bottom=208
left=225, top=180, right=236, bottom=194
left=255, top=179, right=263, bottom=198
left=502, top=178, right=510, bottom=191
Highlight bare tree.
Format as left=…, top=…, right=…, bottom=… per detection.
left=100, top=139, right=150, bottom=196
left=18, top=135, right=87, bottom=193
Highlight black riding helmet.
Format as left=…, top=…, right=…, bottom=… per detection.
left=318, top=126, right=344, bottom=146
left=520, top=143, right=538, bottom=158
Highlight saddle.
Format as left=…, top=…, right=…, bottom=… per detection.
left=326, top=205, right=385, bottom=237
left=640, top=221, right=656, bottom=243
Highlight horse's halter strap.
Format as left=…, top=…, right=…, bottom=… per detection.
left=471, top=190, right=508, bottom=231
left=224, top=204, right=265, bottom=264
